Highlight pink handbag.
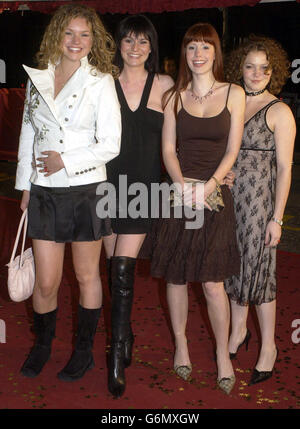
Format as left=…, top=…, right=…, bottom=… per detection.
left=6, top=209, right=35, bottom=302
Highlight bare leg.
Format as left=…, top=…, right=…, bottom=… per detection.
left=21, top=239, right=64, bottom=378
left=202, top=281, right=233, bottom=380
left=228, top=299, right=249, bottom=354
left=113, top=233, right=146, bottom=257
left=255, top=300, right=277, bottom=371
left=71, top=240, right=103, bottom=309
left=57, top=240, right=103, bottom=382
left=103, top=233, right=118, bottom=259
left=167, top=282, right=191, bottom=368
left=32, top=239, right=65, bottom=313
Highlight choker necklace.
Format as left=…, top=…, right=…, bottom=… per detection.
left=190, top=80, right=215, bottom=103
left=245, top=87, right=267, bottom=96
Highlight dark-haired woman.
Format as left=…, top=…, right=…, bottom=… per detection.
left=104, top=15, right=173, bottom=397
left=224, top=36, right=295, bottom=385
left=148, top=23, right=245, bottom=395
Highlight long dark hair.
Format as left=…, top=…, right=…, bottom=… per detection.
left=164, top=23, right=224, bottom=113
left=113, top=14, right=159, bottom=74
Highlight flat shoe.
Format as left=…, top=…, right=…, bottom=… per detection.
left=217, top=374, right=236, bottom=395
left=174, top=364, right=192, bottom=381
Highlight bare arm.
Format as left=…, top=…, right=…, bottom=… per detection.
left=204, top=84, right=245, bottom=199
left=162, top=93, right=184, bottom=187
left=265, top=102, right=296, bottom=247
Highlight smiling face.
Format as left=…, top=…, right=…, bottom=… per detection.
left=242, top=50, right=272, bottom=93
left=61, top=17, right=93, bottom=64
left=185, top=40, right=215, bottom=75
left=120, top=32, right=151, bottom=68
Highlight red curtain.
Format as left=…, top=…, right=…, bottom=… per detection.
left=0, top=1, right=262, bottom=15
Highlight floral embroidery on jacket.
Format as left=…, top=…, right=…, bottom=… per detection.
left=23, top=82, right=40, bottom=124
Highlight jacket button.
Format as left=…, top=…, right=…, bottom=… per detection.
left=64, top=118, right=69, bottom=122
left=59, top=140, right=63, bottom=143
left=75, top=172, right=79, bottom=175
left=72, top=94, right=77, bottom=98
left=68, top=105, right=73, bottom=109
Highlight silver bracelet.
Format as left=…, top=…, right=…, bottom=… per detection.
left=272, top=217, right=283, bottom=226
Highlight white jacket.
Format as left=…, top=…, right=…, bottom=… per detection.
left=15, top=56, right=121, bottom=191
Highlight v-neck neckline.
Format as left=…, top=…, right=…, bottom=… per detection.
left=116, top=73, right=152, bottom=113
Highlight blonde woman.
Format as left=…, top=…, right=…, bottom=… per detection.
left=16, top=4, right=121, bottom=381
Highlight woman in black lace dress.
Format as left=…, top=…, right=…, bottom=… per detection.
left=224, top=36, right=296, bottom=385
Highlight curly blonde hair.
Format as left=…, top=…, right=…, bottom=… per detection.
left=225, top=35, right=290, bottom=95
left=36, top=3, right=118, bottom=77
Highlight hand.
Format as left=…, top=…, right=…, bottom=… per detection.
left=202, top=179, right=217, bottom=211
left=265, top=220, right=282, bottom=248
left=20, top=190, right=30, bottom=211
left=36, top=151, right=64, bottom=176
left=182, top=181, right=207, bottom=210
left=222, top=170, right=235, bottom=188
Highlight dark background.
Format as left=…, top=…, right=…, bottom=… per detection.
left=0, top=2, right=299, bottom=149
left=0, top=2, right=299, bottom=91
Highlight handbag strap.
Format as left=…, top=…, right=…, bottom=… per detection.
left=9, top=209, right=28, bottom=266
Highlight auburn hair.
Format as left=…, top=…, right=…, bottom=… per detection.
left=164, top=22, right=224, bottom=114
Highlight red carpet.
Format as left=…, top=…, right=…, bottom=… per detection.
left=0, top=197, right=299, bottom=410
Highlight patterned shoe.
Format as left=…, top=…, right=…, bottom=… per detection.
left=174, top=364, right=192, bottom=381
left=217, top=374, right=236, bottom=395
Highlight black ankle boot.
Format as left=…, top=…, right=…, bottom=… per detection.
left=57, top=305, right=101, bottom=382
left=20, top=308, right=57, bottom=378
left=108, top=256, right=136, bottom=397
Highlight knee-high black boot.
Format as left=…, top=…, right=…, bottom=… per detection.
left=108, top=256, right=136, bottom=397
left=57, top=304, right=101, bottom=382
left=21, top=308, right=57, bottom=378
left=106, top=258, right=112, bottom=295
left=107, top=257, right=134, bottom=368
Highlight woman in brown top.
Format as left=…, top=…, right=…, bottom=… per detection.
left=224, top=36, right=295, bottom=385
left=149, top=23, right=245, bottom=394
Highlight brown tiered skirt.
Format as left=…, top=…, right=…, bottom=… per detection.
left=142, top=185, right=240, bottom=284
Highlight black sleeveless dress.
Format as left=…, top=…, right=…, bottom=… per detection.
left=106, top=73, right=163, bottom=234
left=148, top=85, right=240, bottom=284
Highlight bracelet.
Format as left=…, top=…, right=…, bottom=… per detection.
left=211, top=176, right=220, bottom=186
left=272, top=217, right=283, bottom=226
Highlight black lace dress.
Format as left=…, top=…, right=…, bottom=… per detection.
left=224, top=100, right=280, bottom=305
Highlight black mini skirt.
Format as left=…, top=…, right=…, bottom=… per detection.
left=27, top=182, right=112, bottom=243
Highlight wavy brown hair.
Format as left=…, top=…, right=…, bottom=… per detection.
left=163, top=23, right=224, bottom=114
left=36, top=3, right=118, bottom=77
left=225, top=35, right=290, bottom=95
